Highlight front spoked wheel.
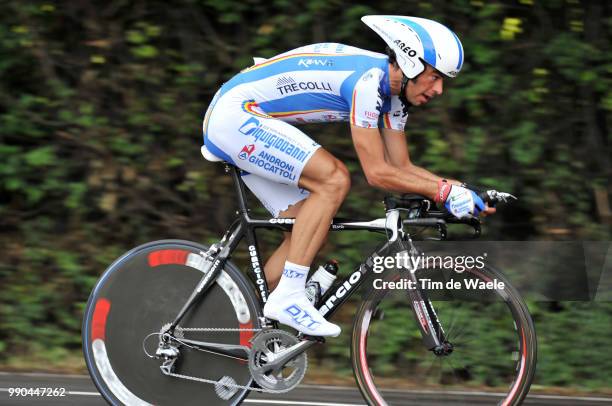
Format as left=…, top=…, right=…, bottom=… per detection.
left=352, top=263, right=536, bottom=405
left=82, top=240, right=263, bottom=406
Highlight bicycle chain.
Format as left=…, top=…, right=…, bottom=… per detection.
left=178, top=327, right=263, bottom=332
left=165, top=371, right=294, bottom=394
left=163, top=326, right=292, bottom=394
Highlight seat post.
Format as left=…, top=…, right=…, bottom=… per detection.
left=227, top=164, right=250, bottom=214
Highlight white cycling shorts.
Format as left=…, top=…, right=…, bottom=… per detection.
left=202, top=89, right=321, bottom=217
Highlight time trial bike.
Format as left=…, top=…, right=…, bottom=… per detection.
left=82, top=162, right=536, bottom=405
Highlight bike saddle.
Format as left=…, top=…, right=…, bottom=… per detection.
left=201, top=144, right=223, bottom=162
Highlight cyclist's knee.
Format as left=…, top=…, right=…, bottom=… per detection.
left=301, top=153, right=350, bottom=204
left=318, top=160, right=351, bottom=203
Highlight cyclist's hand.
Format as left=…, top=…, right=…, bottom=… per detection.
left=436, top=181, right=486, bottom=219
left=481, top=205, right=496, bottom=216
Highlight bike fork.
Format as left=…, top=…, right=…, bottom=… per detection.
left=407, top=282, right=445, bottom=345
left=400, top=247, right=451, bottom=355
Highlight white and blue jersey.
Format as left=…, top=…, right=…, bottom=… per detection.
left=202, top=43, right=407, bottom=216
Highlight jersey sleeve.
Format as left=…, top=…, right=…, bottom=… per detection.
left=378, top=95, right=408, bottom=131
left=349, top=68, right=386, bottom=129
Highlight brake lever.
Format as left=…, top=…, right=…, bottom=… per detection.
left=485, top=190, right=517, bottom=203
left=480, top=189, right=518, bottom=208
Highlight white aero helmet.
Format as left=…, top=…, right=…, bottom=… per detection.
left=362, top=15, right=464, bottom=79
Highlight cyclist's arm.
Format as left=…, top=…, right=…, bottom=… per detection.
left=350, top=125, right=437, bottom=198
left=380, top=128, right=461, bottom=185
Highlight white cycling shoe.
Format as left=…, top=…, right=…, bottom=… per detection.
left=264, top=289, right=341, bottom=337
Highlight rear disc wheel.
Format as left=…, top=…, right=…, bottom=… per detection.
left=82, top=240, right=262, bottom=405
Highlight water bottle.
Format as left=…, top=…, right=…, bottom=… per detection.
left=306, top=260, right=339, bottom=305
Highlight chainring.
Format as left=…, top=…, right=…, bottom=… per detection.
left=248, top=329, right=307, bottom=392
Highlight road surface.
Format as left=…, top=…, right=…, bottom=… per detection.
left=1, top=372, right=611, bottom=405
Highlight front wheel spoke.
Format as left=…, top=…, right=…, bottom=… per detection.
left=450, top=335, right=480, bottom=347
left=445, top=318, right=471, bottom=343
left=437, top=273, right=459, bottom=338
left=442, top=311, right=460, bottom=342
left=443, top=303, right=469, bottom=339
left=446, top=354, right=470, bottom=385
left=424, top=357, right=444, bottom=385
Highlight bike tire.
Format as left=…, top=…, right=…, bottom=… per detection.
left=82, top=239, right=262, bottom=406
left=351, top=260, right=537, bottom=405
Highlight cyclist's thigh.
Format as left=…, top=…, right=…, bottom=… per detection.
left=205, top=93, right=322, bottom=216
left=241, top=173, right=310, bottom=217
left=205, top=95, right=321, bottom=187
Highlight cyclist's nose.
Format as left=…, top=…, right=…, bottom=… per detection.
left=433, top=79, right=444, bottom=96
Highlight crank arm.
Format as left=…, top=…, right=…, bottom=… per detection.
left=254, top=340, right=315, bottom=375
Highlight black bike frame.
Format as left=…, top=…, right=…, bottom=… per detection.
left=169, top=165, right=447, bottom=352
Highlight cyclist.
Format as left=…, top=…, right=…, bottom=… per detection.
left=202, top=15, right=493, bottom=337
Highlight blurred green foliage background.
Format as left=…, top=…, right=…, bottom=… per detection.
left=0, top=0, right=610, bottom=392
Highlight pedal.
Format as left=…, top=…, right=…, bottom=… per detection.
left=300, top=334, right=326, bottom=343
